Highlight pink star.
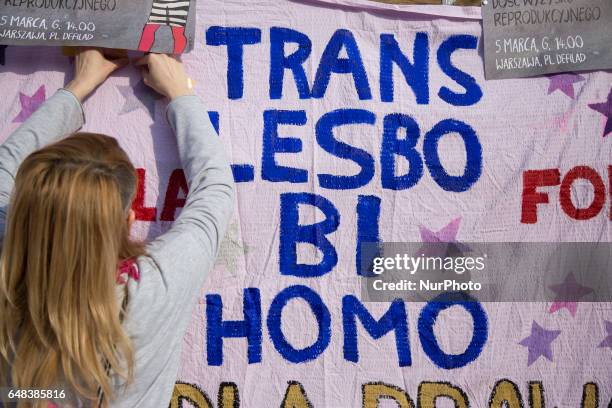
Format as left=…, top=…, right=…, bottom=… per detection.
left=13, top=85, right=46, bottom=123
left=547, top=73, right=585, bottom=99
left=418, top=217, right=468, bottom=257
left=419, top=217, right=461, bottom=243
left=548, top=272, right=594, bottom=317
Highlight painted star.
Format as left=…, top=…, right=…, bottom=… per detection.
left=214, top=222, right=250, bottom=276
left=116, top=80, right=162, bottom=118
left=418, top=217, right=469, bottom=257
left=547, top=73, right=584, bottom=99
left=589, top=88, right=612, bottom=137
left=548, top=272, right=594, bottom=317
left=598, top=320, right=612, bottom=349
left=13, top=85, right=46, bottom=123
left=420, top=217, right=461, bottom=243
left=0, top=45, right=7, bottom=66
left=519, top=321, right=561, bottom=366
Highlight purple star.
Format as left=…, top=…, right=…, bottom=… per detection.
left=589, top=89, right=612, bottom=137
left=547, top=73, right=585, bottom=99
left=519, top=321, right=561, bottom=366
left=599, top=320, right=612, bottom=349
left=548, top=273, right=594, bottom=317
left=418, top=217, right=469, bottom=257
left=116, top=80, right=162, bottom=118
left=0, top=45, right=7, bottom=66
left=13, top=85, right=46, bottom=123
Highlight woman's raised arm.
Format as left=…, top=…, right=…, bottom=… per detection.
left=134, top=53, right=236, bottom=307
left=0, top=48, right=127, bottom=245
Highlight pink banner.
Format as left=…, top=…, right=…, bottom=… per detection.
left=1, top=0, right=611, bottom=406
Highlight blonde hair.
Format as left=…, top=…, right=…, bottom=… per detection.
left=0, top=133, right=144, bottom=407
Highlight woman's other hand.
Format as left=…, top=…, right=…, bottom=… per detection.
left=65, top=48, right=129, bottom=102
left=134, top=54, right=192, bottom=100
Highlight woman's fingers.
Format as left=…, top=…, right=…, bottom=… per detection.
left=67, top=50, right=187, bottom=100
left=140, top=67, right=159, bottom=92
left=79, top=47, right=103, bottom=60
left=140, top=68, right=151, bottom=86
left=133, top=55, right=151, bottom=67
left=109, top=57, right=130, bottom=72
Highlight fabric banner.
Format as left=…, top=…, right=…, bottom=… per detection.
left=0, top=0, right=611, bottom=406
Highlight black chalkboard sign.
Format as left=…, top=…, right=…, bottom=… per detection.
left=482, top=0, right=611, bottom=79
left=0, top=0, right=197, bottom=54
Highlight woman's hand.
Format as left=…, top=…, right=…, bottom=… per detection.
left=65, top=48, right=129, bottom=102
left=134, top=53, right=192, bottom=100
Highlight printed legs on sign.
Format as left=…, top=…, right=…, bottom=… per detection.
left=138, top=24, right=188, bottom=54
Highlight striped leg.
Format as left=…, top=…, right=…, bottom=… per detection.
left=149, top=1, right=190, bottom=26
left=171, top=26, right=187, bottom=54
left=138, top=23, right=161, bottom=52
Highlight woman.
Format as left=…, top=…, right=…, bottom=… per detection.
left=0, top=49, right=235, bottom=407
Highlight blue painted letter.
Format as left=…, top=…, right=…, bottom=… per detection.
left=343, top=295, right=411, bottom=367
left=437, top=35, right=482, bottom=106
left=207, top=288, right=262, bottom=366
left=423, top=119, right=482, bottom=192
left=206, top=27, right=262, bottom=99
left=268, top=285, right=332, bottom=363
left=381, top=113, right=423, bottom=190
left=270, top=27, right=312, bottom=99
left=418, top=292, right=488, bottom=369
left=280, top=193, right=339, bottom=277
left=312, top=29, right=372, bottom=100
left=356, top=195, right=381, bottom=277
left=380, top=33, right=429, bottom=104
left=262, top=110, right=308, bottom=183
left=316, top=109, right=376, bottom=190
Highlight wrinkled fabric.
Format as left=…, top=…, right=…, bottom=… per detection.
left=1, top=0, right=611, bottom=406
